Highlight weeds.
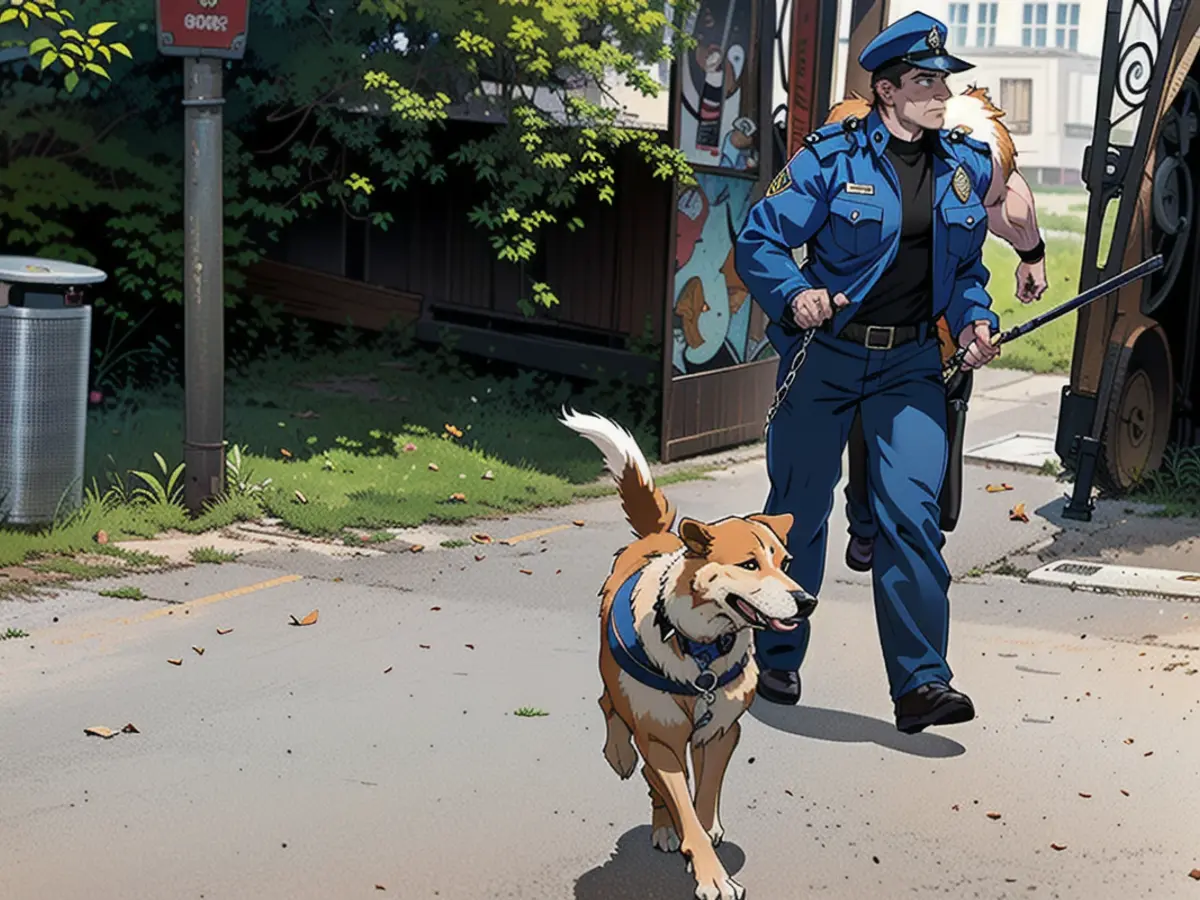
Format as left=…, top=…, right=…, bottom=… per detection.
left=514, top=707, right=549, bottom=717
left=1, top=628, right=30, bottom=640
left=189, top=547, right=240, bottom=564
left=98, top=586, right=148, bottom=601
left=1130, top=444, right=1200, bottom=516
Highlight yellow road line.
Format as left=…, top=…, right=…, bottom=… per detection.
left=120, top=574, right=303, bottom=625
left=499, top=524, right=572, bottom=545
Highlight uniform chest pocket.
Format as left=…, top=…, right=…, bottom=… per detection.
left=941, top=203, right=987, bottom=259
left=828, top=195, right=884, bottom=258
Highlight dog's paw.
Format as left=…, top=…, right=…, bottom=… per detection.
left=651, top=825, right=681, bottom=853
left=707, top=821, right=725, bottom=847
left=603, top=736, right=638, bottom=780
left=694, top=874, right=746, bottom=900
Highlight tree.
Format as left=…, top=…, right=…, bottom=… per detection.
left=0, top=0, right=697, bottom=340
left=0, top=0, right=131, bottom=90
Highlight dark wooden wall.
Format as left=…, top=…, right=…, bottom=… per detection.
left=260, top=132, right=673, bottom=346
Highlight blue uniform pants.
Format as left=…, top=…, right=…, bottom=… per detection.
left=755, top=329, right=954, bottom=701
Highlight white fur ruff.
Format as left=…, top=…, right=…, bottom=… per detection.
left=558, top=408, right=654, bottom=487
left=945, top=93, right=1004, bottom=156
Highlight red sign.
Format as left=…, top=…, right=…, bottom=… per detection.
left=156, top=0, right=250, bottom=59
left=787, top=0, right=823, bottom=157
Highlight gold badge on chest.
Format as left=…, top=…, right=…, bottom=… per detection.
left=951, top=165, right=972, bottom=203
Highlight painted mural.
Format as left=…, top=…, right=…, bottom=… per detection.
left=677, top=0, right=761, bottom=172
left=672, top=172, right=775, bottom=376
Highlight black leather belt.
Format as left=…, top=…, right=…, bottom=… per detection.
left=830, top=321, right=930, bottom=350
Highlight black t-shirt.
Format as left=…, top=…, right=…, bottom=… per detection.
left=855, top=134, right=934, bottom=327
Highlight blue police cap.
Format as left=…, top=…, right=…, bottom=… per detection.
left=858, top=11, right=974, bottom=74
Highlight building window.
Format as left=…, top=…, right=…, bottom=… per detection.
left=1001, top=78, right=1033, bottom=134
left=976, top=2, right=997, bottom=46
left=948, top=3, right=970, bottom=45
left=1055, top=3, right=1080, bottom=50
left=1022, top=3, right=1048, bottom=47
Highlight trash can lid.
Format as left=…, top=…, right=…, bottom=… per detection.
left=0, top=255, right=107, bottom=285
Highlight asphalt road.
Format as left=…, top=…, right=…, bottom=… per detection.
left=2, top=456, right=1199, bottom=900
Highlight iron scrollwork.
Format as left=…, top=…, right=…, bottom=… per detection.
left=1143, top=76, right=1200, bottom=314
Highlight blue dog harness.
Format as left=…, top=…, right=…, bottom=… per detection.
left=607, top=568, right=749, bottom=717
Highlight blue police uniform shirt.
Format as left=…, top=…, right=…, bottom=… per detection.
left=734, top=107, right=998, bottom=356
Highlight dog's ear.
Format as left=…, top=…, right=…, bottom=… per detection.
left=749, top=513, right=794, bottom=544
left=678, top=518, right=714, bottom=556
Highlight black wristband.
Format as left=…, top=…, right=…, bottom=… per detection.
left=1016, top=238, right=1045, bottom=264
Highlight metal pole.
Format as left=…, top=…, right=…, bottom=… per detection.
left=182, top=57, right=226, bottom=514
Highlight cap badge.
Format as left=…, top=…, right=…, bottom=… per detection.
left=926, top=26, right=942, bottom=50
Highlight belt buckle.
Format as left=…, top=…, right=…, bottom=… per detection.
left=864, top=325, right=895, bottom=350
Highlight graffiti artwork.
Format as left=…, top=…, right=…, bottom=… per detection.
left=672, top=172, right=775, bottom=376
left=677, top=0, right=761, bottom=172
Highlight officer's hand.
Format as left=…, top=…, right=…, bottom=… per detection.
left=1014, top=258, right=1048, bottom=304
left=790, top=289, right=850, bottom=329
left=957, top=321, right=1000, bottom=370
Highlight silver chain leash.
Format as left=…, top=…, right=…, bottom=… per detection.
left=763, top=328, right=815, bottom=434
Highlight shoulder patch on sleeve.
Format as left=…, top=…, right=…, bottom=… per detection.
left=765, top=164, right=793, bottom=198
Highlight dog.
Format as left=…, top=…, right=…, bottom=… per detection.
left=560, top=409, right=818, bottom=900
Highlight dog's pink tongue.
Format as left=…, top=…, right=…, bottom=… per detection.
left=767, top=617, right=799, bottom=632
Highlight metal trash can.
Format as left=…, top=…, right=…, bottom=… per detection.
left=0, top=256, right=106, bottom=525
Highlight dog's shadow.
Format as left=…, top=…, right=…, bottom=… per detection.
left=574, top=826, right=746, bottom=900
left=750, top=702, right=967, bottom=758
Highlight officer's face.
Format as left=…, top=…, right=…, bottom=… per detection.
left=883, top=68, right=952, bottom=130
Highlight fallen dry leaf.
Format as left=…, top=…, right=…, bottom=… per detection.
left=290, top=609, right=319, bottom=627
left=192, top=645, right=205, bottom=656
left=383, top=666, right=393, bottom=674
left=217, top=627, right=233, bottom=635
left=122, top=723, right=140, bottom=734
left=428, top=463, right=440, bottom=471
left=1177, top=574, right=1200, bottom=582
left=430, top=606, right=441, bottom=611
left=1120, top=789, right=1130, bottom=796
left=986, top=812, right=1002, bottom=820
left=95, top=529, right=109, bottom=545
left=1189, top=869, right=1200, bottom=881
left=1050, top=843, right=1067, bottom=852
left=471, top=533, right=492, bottom=544
left=410, top=544, right=425, bottom=553
left=465, top=643, right=475, bottom=650
left=84, top=726, right=118, bottom=739
left=402, top=442, right=417, bottom=453
left=294, top=490, right=308, bottom=505
left=1124, top=738, right=1135, bottom=744
left=167, top=658, right=183, bottom=666
left=475, top=554, right=486, bottom=562
left=444, top=424, right=464, bottom=438
left=281, top=448, right=293, bottom=458
left=519, top=568, right=533, bottom=575
left=556, top=569, right=562, bottom=575
left=448, top=492, right=467, bottom=502
left=1144, top=751, right=1154, bottom=757
left=572, top=519, right=586, bottom=527
left=1009, top=502, right=1029, bottom=523
left=1078, top=792, right=1092, bottom=798
left=481, top=470, right=494, bottom=481
left=376, top=886, right=387, bottom=892
left=419, top=644, right=431, bottom=650
left=986, top=483, right=1014, bottom=493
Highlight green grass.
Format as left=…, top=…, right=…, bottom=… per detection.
left=189, top=546, right=240, bottom=564
left=514, top=706, right=549, bottom=717
left=440, top=539, right=470, bottom=548
left=98, top=586, right=148, bottom=601
left=1129, top=445, right=1200, bottom=517
left=1, top=628, right=30, bottom=640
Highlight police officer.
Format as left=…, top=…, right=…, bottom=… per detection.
left=735, top=11, right=1002, bottom=734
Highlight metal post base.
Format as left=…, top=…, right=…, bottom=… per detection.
left=1062, top=435, right=1101, bottom=522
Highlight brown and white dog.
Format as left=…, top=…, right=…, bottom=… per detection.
left=560, top=409, right=817, bottom=900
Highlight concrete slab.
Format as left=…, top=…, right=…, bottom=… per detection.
left=975, top=375, right=1067, bottom=403
left=965, top=431, right=1059, bottom=470
left=1026, top=558, right=1200, bottom=599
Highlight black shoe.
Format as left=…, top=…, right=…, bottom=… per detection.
left=894, top=682, right=975, bottom=734
left=845, top=536, right=874, bottom=572
left=756, top=668, right=801, bottom=706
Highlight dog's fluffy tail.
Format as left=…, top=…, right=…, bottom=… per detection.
left=559, top=408, right=675, bottom=538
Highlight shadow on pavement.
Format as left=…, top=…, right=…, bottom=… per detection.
left=749, top=702, right=967, bottom=758
left=574, top=825, right=746, bottom=900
